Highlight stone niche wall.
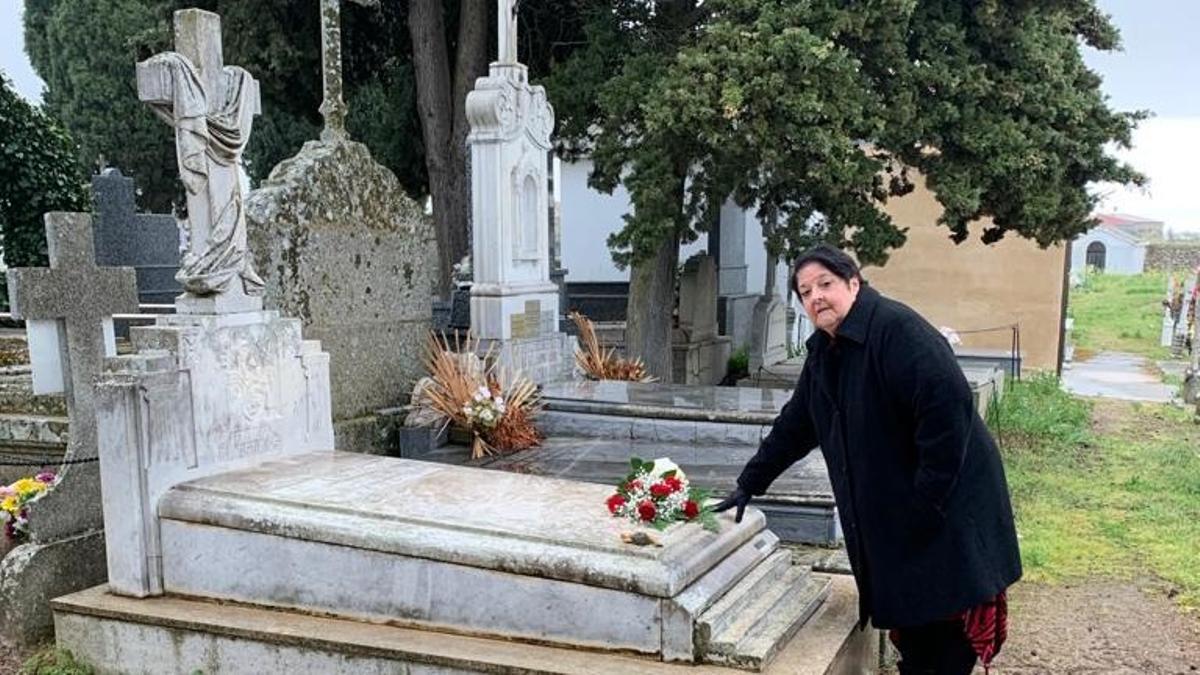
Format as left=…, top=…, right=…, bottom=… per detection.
left=1145, top=242, right=1200, bottom=272
left=247, top=140, right=435, bottom=454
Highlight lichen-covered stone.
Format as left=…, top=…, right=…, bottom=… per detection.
left=247, top=140, right=435, bottom=453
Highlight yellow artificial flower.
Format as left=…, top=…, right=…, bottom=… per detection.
left=1, top=496, right=18, bottom=513
left=12, top=478, right=46, bottom=497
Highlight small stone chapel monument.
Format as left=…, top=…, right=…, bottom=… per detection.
left=466, top=0, right=574, bottom=384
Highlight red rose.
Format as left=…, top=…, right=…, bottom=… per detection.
left=650, top=482, right=672, bottom=498
left=664, top=476, right=684, bottom=493
left=625, top=479, right=643, bottom=492
left=683, top=500, right=700, bottom=519
left=606, top=494, right=627, bottom=514
left=638, top=500, right=657, bottom=521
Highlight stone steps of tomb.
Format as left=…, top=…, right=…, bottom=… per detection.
left=697, top=550, right=794, bottom=639
left=698, top=557, right=832, bottom=671
left=0, top=389, right=68, bottom=417
left=55, top=575, right=875, bottom=674
left=0, top=366, right=69, bottom=417
left=0, top=414, right=70, bottom=483
left=0, top=413, right=70, bottom=448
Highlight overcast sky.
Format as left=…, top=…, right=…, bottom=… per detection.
left=2, top=0, right=1198, bottom=230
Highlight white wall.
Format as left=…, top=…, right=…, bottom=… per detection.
left=1069, top=228, right=1146, bottom=274
left=741, top=205, right=791, bottom=300
left=559, top=160, right=628, bottom=281
left=561, top=158, right=790, bottom=295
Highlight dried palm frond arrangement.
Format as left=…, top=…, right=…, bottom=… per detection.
left=570, top=311, right=656, bottom=382
left=418, top=332, right=543, bottom=459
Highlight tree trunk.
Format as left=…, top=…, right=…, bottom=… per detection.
left=409, top=0, right=488, bottom=299
left=762, top=205, right=779, bottom=296
left=626, top=227, right=681, bottom=383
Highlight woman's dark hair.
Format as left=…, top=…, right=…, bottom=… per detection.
left=790, top=244, right=861, bottom=297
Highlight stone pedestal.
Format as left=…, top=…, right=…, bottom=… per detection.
left=482, top=333, right=576, bottom=385
left=1, top=530, right=106, bottom=646
left=94, top=310, right=333, bottom=597
left=466, top=62, right=557, bottom=341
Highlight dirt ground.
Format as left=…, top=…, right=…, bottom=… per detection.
left=881, top=578, right=1200, bottom=675
left=0, top=642, right=29, bottom=675
left=974, top=580, right=1200, bottom=675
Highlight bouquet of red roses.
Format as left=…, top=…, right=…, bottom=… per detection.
left=605, top=457, right=718, bottom=532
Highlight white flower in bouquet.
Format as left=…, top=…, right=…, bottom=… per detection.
left=650, top=457, right=686, bottom=482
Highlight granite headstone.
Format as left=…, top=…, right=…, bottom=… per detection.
left=91, top=168, right=182, bottom=305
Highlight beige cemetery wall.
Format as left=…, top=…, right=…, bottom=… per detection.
left=863, top=175, right=1067, bottom=372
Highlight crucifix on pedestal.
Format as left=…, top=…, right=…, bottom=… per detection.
left=466, top=0, right=562, bottom=358
left=137, top=8, right=264, bottom=314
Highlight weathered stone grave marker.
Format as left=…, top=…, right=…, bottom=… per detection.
left=6, top=213, right=139, bottom=490
left=674, top=254, right=731, bottom=385
left=1, top=212, right=138, bottom=644
left=247, top=0, right=433, bottom=453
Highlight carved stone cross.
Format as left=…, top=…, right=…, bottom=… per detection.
left=6, top=213, right=138, bottom=458
left=319, top=0, right=379, bottom=142
left=137, top=8, right=264, bottom=314
left=498, top=0, right=519, bottom=64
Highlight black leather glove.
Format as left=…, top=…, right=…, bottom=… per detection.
left=908, top=496, right=945, bottom=547
left=713, top=487, right=753, bottom=523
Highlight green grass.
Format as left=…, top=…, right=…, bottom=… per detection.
left=990, top=374, right=1200, bottom=610
left=1069, top=270, right=1169, bottom=359
left=19, top=648, right=93, bottom=675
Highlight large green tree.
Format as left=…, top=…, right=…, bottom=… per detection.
left=22, top=0, right=426, bottom=211
left=0, top=72, right=89, bottom=309
left=24, top=0, right=177, bottom=211
left=546, top=0, right=1143, bottom=381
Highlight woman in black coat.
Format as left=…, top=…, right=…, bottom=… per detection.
left=716, top=245, right=1021, bottom=675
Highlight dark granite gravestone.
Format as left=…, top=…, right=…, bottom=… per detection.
left=449, top=285, right=472, bottom=330
left=91, top=168, right=182, bottom=304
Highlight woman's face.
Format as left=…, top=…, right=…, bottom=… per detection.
left=795, top=262, right=860, bottom=336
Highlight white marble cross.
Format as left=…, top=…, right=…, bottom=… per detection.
left=319, top=0, right=379, bottom=142
left=138, top=9, right=264, bottom=314
left=498, top=0, right=519, bottom=63
left=6, top=213, right=138, bottom=454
